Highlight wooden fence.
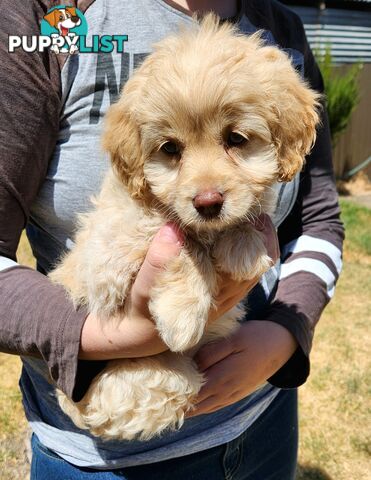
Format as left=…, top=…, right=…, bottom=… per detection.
left=332, top=63, right=371, bottom=179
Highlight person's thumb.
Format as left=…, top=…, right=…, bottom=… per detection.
left=131, top=223, right=184, bottom=304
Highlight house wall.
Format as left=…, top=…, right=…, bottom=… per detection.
left=287, top=5, right=371, bottom=64
left=286, top=5, right=371, bottom=178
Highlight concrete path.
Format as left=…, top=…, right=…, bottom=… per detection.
left=341, top=194, right=371, bottom=209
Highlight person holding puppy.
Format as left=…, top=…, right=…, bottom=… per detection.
left=0, top=1, right=344, bottom=479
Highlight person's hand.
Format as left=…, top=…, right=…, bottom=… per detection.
left=79, top=223, right=184, bottom=359
left=188, top=320, right=297, bottom=417
left=80, top=214, right=279, bottom=360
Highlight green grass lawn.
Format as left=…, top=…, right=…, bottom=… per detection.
left=0, top=199, right=370, bottom=479
left=297, top=199, right=371, bottom=480
left=339, top=200, right=371, bottom=256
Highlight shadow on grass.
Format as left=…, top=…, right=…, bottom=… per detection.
left=297, top=464, right=333, bottom=480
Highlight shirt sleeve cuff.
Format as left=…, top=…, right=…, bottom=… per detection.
left=259, top=303, right=312, bottom=388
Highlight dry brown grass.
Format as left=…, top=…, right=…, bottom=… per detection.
left=0, top=355, right=29, bottom=480
left=297, top=199, right=371, bottom=480
left=337, top=171, right=371, bottom=197
left=1, top=205, right=370, bottom=478
left=297, top=260, right=370, bottom=480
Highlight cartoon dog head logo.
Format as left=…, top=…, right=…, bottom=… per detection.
left=43, top=7, right=81, bottom=36
left=40, top=5, right=87, bottom=54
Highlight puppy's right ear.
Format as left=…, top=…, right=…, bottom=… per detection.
left=102, top=100, right=148, bottom=202
left=66, top=7, right=78, bottom=17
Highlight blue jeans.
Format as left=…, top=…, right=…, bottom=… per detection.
left=30, top=389, right=298, bottom=480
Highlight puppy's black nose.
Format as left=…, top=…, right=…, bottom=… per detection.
left=193, top=190, right=224, bottom=219
left=72, top=15, right=80, bottom=23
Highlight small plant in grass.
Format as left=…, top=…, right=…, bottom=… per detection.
left=315, top=46, right=362, bottom=147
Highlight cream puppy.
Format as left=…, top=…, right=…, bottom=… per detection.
left=50, top=14, right=320, bottom=440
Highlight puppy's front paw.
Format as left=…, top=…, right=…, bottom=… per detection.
left=150, top=292, right=211, bottom=352
left=214, top=227, right=273, bottom=281
left=149, top=254, right=215, bottom=352
left=69, top=44, right=79, bottom=55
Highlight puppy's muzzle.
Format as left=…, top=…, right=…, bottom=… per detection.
left=193, top=190, right=224, bottom=219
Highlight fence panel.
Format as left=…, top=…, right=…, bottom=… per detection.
left=332, top=64, right=371, bottom=179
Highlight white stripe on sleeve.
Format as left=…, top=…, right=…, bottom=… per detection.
left=282, top=235, right=342, bottom=273
left=280, top=258, right=336, bottom=298
left=0, top=256, right=18, bottom=272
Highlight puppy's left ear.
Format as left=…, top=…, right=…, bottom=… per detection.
left=260, top=47, right=321, bottom=182
left=43, top=10, right=59, bottom=28
left=102, top=98, right=149, bottom=204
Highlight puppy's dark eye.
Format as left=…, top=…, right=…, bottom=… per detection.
left=227, top=132, right=247, bottom=147
left=161, top=141, right=180, bottom=155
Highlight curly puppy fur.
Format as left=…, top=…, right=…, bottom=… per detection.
left=50, top=14, right=320, bottom=440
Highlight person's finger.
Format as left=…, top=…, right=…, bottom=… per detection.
left=216, top=277, right=250, bottom=301
left=131, top=223, right=184, bottom=303
left=217, top=279, right=256, bottom=305
left=208, top=278, right=257, bottom=323
left=187, top=394, right=221, bottom=417
left=194, top=336, right=235, bottom=372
